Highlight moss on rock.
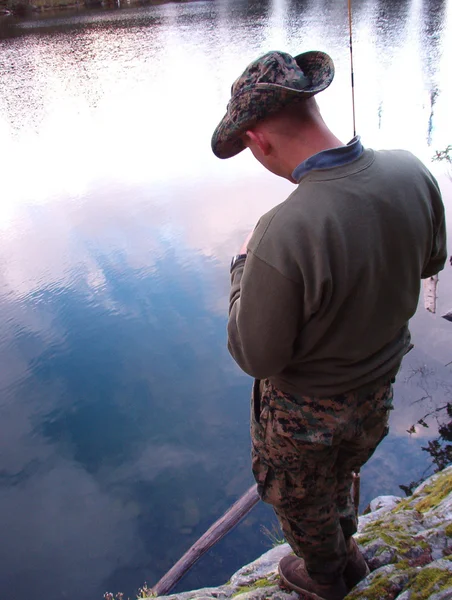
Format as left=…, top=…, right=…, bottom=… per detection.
left=146, top=468, right=452, bottom=600
left=409, top=567, right=452, bottom=599
left=346, top=567, right=417, bottom=600
left=414, top=473, right=452, bottom=513
left=231, top=577, right=276, bottom=597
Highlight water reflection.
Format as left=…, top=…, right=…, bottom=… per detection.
left=0, top=1, right=451, bottom=599
left=0, top=235, right=253, bottom=598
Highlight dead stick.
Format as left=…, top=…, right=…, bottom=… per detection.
left=153, top=473, right=362, bottom=596
left=151, top=484, right=260, bottom=597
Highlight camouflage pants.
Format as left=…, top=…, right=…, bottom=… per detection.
left=251, top=379, right=393, bottom=584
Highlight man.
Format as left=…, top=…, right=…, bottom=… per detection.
left=211, top=50, right=447, bottom=600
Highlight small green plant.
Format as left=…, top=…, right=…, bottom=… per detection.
left=103, top=583, right=157, bottom=599
left=261, top=521, right=285, bottom=547
left=136, top=584, right=156, bottom=598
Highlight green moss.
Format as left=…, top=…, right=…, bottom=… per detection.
left=409, top=567, right=452, bottom=599
left=394, top=559, right=411, bottom=571
left=348, top=566, right=420, bottom=600
left=393, top=497, right=415, bottom=514
left=444, top=523, right=452, bottom=538
left=409, top=538, right=429, bottom=552
left=367, top=519, right=384, bottom=529
left=362, top=517, right=417, bottom=539
left=232, top=577, right=275, bottom=597
left=356, top=535, right=374, bottom=545
left=398, top=540, right=429, bottom=561
left=414, top=473, right=452, bottom=513
left=345, top=572, right=386, bottom=599
left=346, top=571, right=402, bottom=600
left=395, top=472, right=452, bottom=515
left=362, top=519, right=406, bottom=539
left=360, top=521, right=394, bottom=543
left=377, top=532, right=393, bottom=546
left=345, top=562, right=451, bottom=600
left=373, top=530, right=408, bottom=549
left=359, top=518, right=433, bottom=569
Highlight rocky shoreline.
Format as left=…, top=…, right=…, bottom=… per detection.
left=147, top=466, right=452, bottom=599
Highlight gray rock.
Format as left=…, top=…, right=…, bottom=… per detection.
left=412, top=466, right=452, bottom=496
left=425, top=558, right=452, bottom=572
left=395, top=591, right=412, bottom=600
left=423, top=494, right=452, bottom=529
left=406, top=558, right=452, bottom=600
left=418, top=525, right=449, bottom=561
left=232, top=586, right=298, bottom=599
left=348, top=563, right=415, bottom=600
left=369, top=495, right=402, bottom=513
left=230, top=544, right=292, bottom=587
left=428, top=590, right=452, bottom=600
left=153, top=588, right=232, bottom=600
left=361, top=538, right=399, bottom=570
left=357, top=506, right=397, bottom=532
left=145, top=468, right=452, bottom=600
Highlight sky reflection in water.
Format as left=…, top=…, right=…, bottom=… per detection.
left=0, top=1, right=451, bottom=599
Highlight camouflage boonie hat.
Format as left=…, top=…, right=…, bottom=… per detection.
left=211, top=50, right=334, bottom=159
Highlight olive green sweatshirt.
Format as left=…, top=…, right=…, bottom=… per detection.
left=228, top=149, right=447, bottom=397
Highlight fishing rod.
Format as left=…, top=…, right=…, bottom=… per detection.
left=151, top=5, right=361, bottom=596
left=348, top=0, right=356, bottom=136
left=347, top=0, right=361, bottom=508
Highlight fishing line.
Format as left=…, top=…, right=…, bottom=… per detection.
left=348, top=0, right=357, bottom=136
left=349, top=0, right=359, bottom=502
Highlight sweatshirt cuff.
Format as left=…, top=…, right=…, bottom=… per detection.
left=230, top=256, right=246, bottom=280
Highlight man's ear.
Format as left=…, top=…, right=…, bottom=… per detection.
left=244, top=129, right=271, bottom=156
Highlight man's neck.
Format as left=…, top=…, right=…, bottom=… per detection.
left=277, top=123, right=344, bottom=182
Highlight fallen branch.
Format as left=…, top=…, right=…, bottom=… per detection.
left=151, top=484, right=260, bottom=596
left=151, top=472, right=362, bottom=597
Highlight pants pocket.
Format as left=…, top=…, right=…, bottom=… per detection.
left=252, top=378, right=261, bottom=423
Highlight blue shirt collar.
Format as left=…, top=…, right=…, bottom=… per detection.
left=292, top=136, right=364, bottom=182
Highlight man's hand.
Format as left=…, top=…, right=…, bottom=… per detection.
left=239, top=230, right=254, bottom=255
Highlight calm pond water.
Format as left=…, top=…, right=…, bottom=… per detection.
left=0, top=0, right=451, bottom=598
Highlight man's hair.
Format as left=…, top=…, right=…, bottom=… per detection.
left=254, top=96, right=321, bottom=136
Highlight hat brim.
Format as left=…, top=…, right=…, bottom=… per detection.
left=211, top=50, right=334, bottom=160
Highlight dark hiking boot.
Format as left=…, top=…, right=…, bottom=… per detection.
left=278, top=555, right=348, bottom=600
left=343, top=537, right=370, bottom=590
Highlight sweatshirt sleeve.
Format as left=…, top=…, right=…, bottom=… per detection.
left=421, top=173, right=448, bottom=279
left=228, top=250, right=303, bottom=379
